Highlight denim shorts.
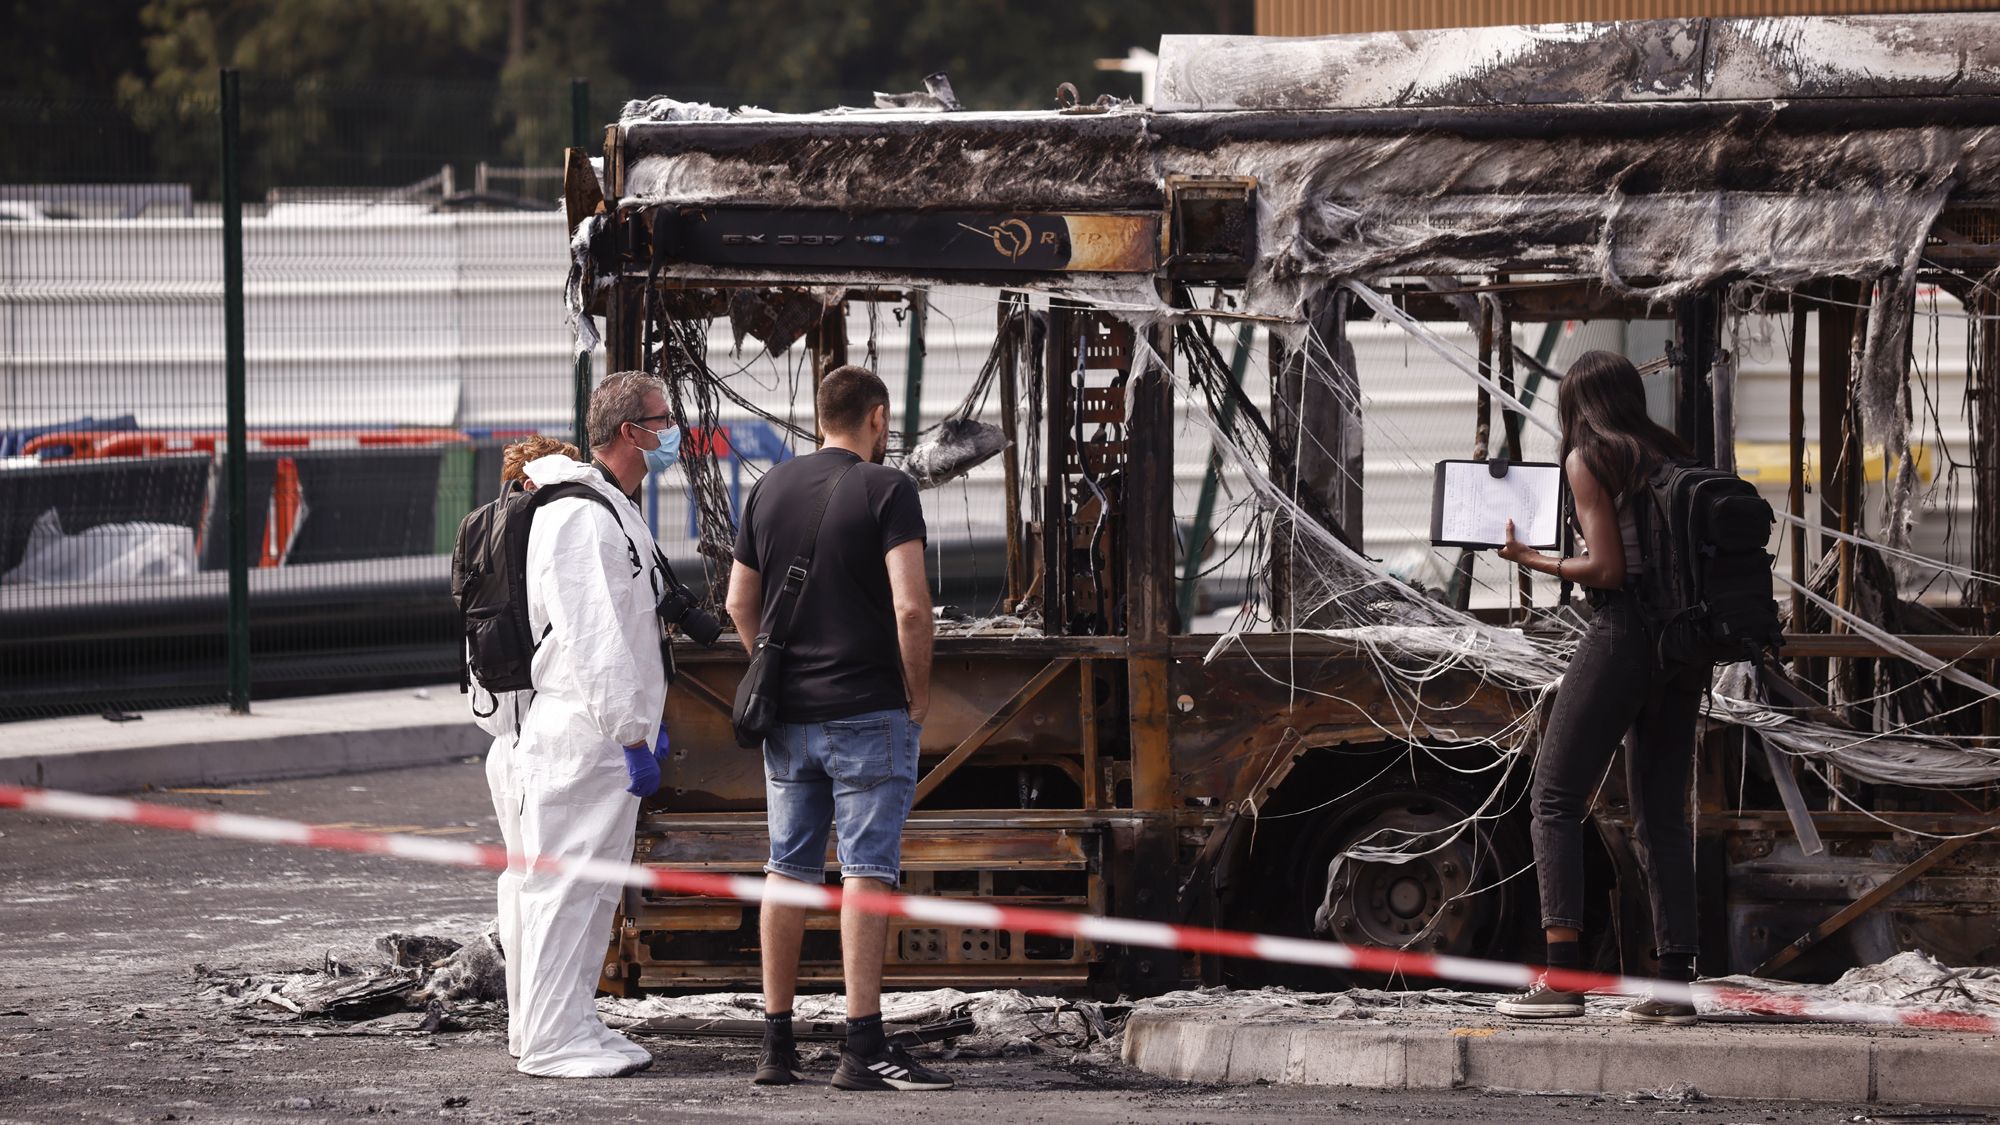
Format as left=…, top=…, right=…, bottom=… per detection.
left=762, top=707, right=919, bottom=885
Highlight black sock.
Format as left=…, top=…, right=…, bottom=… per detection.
left=763, top=1010, right=794, bottom=1051
left=845, top=1012, right=886, bottom=1057
left=1658, top=953, right=1696, bottom=983
left=1545, top=939, right=1580, bottom=972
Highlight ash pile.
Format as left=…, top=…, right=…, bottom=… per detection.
left=598, top=988, right=1123, bottom=1058
left=191, top=930, right=507, bottom=1037
left=191, top=929, right=2000, bottom=1048
left=1129, top=951, right=2000, bottom=1026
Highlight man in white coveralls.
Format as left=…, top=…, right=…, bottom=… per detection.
left=504, top=371, right=682, bottom=1077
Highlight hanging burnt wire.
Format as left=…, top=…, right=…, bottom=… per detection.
left=709, top=371, right=819, bottom=447
left=1157, top=285, right=2000, bottom=806
left=1170, top=309, right=1276, bottom=626
left=1024, top=302, right=1045, bottom=530
left=1175, top=315, right=1272, bottom=464
left=644, top=276, right=740, bottom=608
left=902, top=303, right=1025, bottom=490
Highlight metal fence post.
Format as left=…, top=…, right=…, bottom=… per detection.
left=219, top=68, right=251, bottom=714
left=571, top=78, right=593, bottom=447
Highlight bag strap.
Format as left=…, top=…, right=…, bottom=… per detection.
left=1557, top=487, right=1576, bottom=607
left=763, top=459, right=859, bottom=653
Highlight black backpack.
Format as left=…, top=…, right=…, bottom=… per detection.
left=450, top=480, right=640, bottom=712
left=1631, top=461, right=1783, bottom=668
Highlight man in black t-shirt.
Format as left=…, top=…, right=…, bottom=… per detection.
left=725, top=364, right=950, bottom=1092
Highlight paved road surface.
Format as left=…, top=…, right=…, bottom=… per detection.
left=0, top=762, right=1972, bottom=1123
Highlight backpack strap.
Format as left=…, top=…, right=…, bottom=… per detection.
left=512, top=481, right=645, bottom=692
left=1628, top=480, right=1678, bottom=666
left=529, top=481, right=643, bottom=577
left=762, top=460, right=859, bottom=654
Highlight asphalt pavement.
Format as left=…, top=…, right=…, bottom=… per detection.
left=0, top=762, right=1985, bottom=1123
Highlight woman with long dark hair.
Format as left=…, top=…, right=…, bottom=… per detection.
left=1492, top=350, right=1706, bottom=1025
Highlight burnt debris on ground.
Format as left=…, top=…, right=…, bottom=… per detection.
left=191, top=930, right=508, bottom=1037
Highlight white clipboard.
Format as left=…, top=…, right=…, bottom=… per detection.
left=1429, top=459, right=1563, bottom=550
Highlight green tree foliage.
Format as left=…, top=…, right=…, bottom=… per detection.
left=5, top=0, right=151, bottom=99
left=108, top=0, right=517, bottom=194
left=0, top=0, right=154, bottom=184
left=616, top=0, right=1243, bottom=111
left=4, top=0, right=1246, bottom=195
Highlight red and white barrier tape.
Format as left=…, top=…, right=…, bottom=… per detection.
left=2, top=783, right=1993, bottom=1036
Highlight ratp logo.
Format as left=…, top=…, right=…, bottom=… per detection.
left=960, top=218, right=1035, bottom=261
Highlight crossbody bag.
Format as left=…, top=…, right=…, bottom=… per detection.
left=729, top=460, right=857, bottom=749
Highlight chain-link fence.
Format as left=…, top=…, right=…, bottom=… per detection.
left=0, top=72, right=1048, bottom=722
left=3, top=84, right=226, bottom=720
left=0, top=75, right=606, bottom=720
left=12, top=71, right=1971, bottom=720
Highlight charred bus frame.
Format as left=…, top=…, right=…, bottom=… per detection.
left=569, top=15, right=2000, bottom=995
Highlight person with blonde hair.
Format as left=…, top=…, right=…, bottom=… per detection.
left=473, top=431, right=584, bottom=1061
left=501, top=435, right=581, bottom=488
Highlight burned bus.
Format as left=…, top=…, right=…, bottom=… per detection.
left=568, top=14, right=2000, bottom=995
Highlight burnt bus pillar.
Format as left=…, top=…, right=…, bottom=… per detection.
left=1127, top=311, right=1177, bottom=811
left=997, top=292, right=1032, bottom=606
left=1115, top=301, right=1184, bottom=996
left=1975, top=290, right=2000, bottom=736
left=1818, top=281, right=1865, bottom=713
left=1673, top=289, right=1721, bottom=466
left=806, top=301, right=849, bottom=441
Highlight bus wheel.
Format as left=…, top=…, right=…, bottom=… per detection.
left=1295, top=772, right=1528, bottom=964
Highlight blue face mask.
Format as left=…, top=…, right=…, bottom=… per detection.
left=641, top=425, right=681, bottom=474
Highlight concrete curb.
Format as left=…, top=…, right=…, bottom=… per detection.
left=1, top=725, right=485, bottom=794
left=1, top=687, right=487, bottom=794
left=1122, top=1011, right=2000, bottom=1107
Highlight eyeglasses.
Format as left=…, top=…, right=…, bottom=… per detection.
left=631, top=414, right=673, bottom=426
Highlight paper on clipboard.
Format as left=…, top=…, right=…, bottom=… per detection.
left=1430, top=460, right=1562, bottom=549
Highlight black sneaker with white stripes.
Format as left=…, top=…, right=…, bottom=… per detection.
left=830, top=1043, right=955, bottom=1091
left=752, top=1041, right=806, bottom=1086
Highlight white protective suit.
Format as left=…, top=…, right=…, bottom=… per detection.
left=510, top=453, right=668, bottom=1078
left=470, top=673, right=527, bottom=1058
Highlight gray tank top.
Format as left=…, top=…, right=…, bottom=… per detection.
left=1617, top=500, right=1643, bottom=575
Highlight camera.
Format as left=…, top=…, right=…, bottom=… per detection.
left=657, top=583, right=724, bottom=647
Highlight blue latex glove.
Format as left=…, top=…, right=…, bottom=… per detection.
left=653, top=725, right=671, bottom=771
left=623, top=743, right=661, bottom=798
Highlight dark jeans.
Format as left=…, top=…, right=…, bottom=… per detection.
left=1530, top=594, right=1705, bottom=957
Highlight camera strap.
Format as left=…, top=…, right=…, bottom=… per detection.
left=651, top=546, right=688, bottom=683
left=652, top=546, right=683, bottom=596
left=764, top=460, right=857, bottom=655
